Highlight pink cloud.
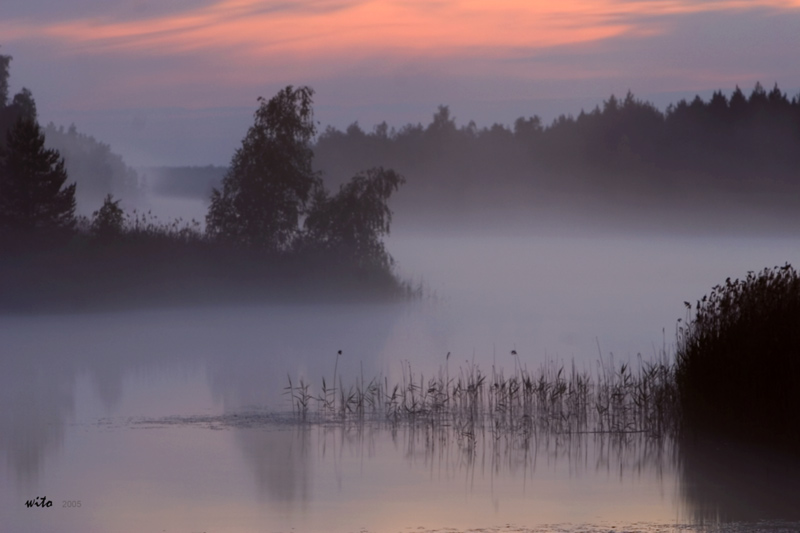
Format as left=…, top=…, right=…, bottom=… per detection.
left=5, top=0, right=798, bottom=64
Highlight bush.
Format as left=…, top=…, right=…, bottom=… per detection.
left=676, top=264, right=800, bottom=448
left=90, top=194, right=124, bottom=241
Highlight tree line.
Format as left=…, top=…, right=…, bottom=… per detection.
left=0, top=51, right=408, bottom=308
left=314, top=83, right=800, bottom=209
left=43, top=122, right=142, bottom=211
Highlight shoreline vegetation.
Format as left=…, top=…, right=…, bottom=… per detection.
left=1, top=63, right=415, bottom=311
left=4, top=47, right=800, bottom=309
left=285, top=352, right=681, bottom=447
left=285, top=264, right=800, bottom=456
left=0, top=227, right=417, bottom=313
left=2, top=52, right=800, bottom=452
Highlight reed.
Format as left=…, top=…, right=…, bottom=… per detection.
left=285, top=352, right=680, bottom=443
left=675, top=263, right=800, bottom=448
left=285, top=264, right=800, bottom=454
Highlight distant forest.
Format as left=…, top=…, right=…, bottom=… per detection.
left=3, top=40, right=800, bottom=309
left=0, top=64, right=143, bottom=214
left=314, top=83, right=800, bottom=212
left=153, top=83, right=800, bottom=227
left=43, top=123, right=142, bottom=211
left=4, top=43, right=799, bottom=229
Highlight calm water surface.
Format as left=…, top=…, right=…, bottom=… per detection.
left=3, top=232, right=800, bottom=532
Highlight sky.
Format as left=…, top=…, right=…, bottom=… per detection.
left=2, top=0, right=800, bottom=166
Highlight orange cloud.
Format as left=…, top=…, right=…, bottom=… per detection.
left=3, top=0, right=799, bottom=78
left=2, top=1, right=793, bottom=48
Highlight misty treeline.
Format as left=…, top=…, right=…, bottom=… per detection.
left=0, top=51, right=409, bottom=309
left=42, top=123, right=142, bottom=211
left=314, top=82, right=800, bottom=212
left=1, top=53, right=143, bottom=214
left=159, top=82, right=800, bottom=219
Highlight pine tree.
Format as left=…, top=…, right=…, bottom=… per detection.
left=0, top=118, right=77, bottom=235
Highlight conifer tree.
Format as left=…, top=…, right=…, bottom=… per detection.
left=0, top=50, right=10, bottom=108
left=0, top=118, right=77, bottom=234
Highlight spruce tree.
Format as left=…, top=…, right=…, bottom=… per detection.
left=0, top=118, right=77, bottom=235
left=0, top=50, right=10, bottom=108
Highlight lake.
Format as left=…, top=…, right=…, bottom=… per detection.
left=3, top=229, right=800, bottom=532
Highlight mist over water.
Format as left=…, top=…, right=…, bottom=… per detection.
left=390, top=227, right=800, bottom=364
left=5, top=179, right=800, bottom=531
left=4, top=15, right=800, bottom=529
left=113, top=186, right=800, bottom=374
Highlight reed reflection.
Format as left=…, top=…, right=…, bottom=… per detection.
left=277, top=356, right=681, bottom=505
left=677, top=434, right=800, bottom=523
left=277, top=350, right=800, bottom=529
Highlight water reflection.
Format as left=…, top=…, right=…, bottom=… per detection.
left=0, top=310, right=204, bottom=484
left=3, top=226, right=800, bottom=531
left=236, top=428, right=312, bottom=508
left=286, top=421, right=678, bottom=490
left=677, top=434, right=800, bottom=523
left=4, top=305, right=800, bottom=529
left=0, top=302, right=404, bottom=487
left=215, top=417, right=683, bottom=529
left=0, top=352, right=74, bottom=486
left=228, top=416, right=800, bottom=530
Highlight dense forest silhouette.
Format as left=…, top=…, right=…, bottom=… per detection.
left=0, top=52, right=410, bottom=310
left=3, top=43, right=800, bottom=308
left=153, top=82, right=800, bottom=230
left=313, top=83, right=800, bottom=217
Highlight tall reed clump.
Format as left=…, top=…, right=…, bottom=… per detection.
left=675, top=264, right=800, bottom=448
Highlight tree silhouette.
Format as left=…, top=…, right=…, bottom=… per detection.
left=0, top=118, right=76, bottom=236
left=0, top=49, right=10, bottom=108
left=728, top=85, right=748, bottom=120
left=206, top=86, right=319, bottom=251
left=303, top=167, right=405, bottom=268
left=90, top=194, right=124, bottom=242
left=11, top=88, right=36, bottom=121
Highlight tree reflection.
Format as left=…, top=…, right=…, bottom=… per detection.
left=0, top=352, right=74, bottom=486
left=236, top=427, right=312, bottom=509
